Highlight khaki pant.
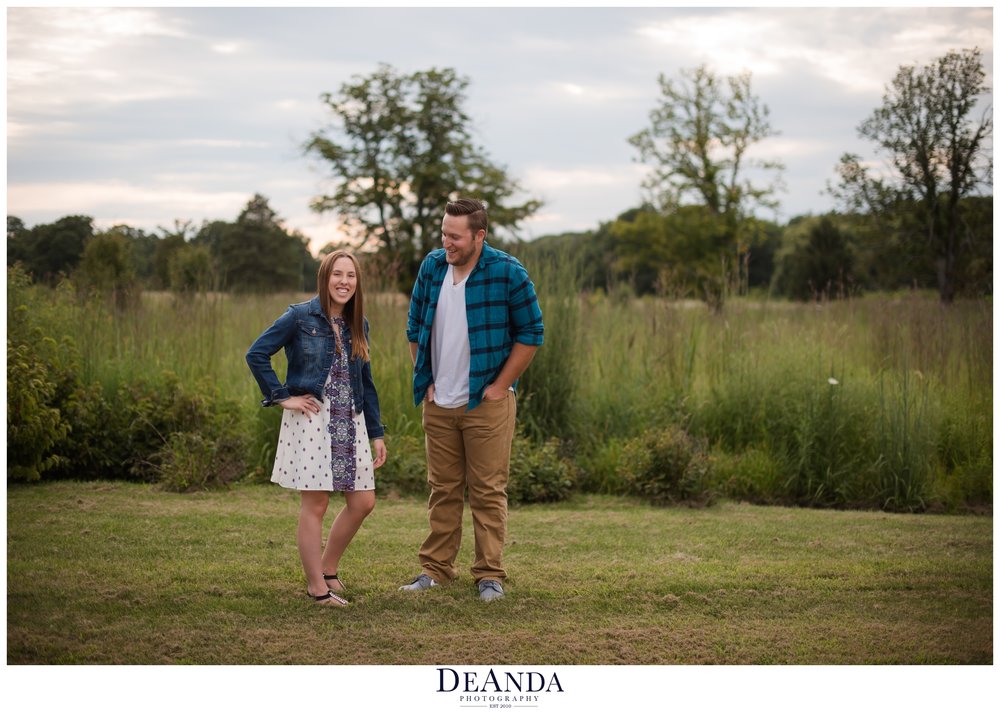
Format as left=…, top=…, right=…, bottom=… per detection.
left=419, top=390, right=517, bottom=583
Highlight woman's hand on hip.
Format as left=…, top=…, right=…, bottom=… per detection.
left=279, top=395, right=321, bottom=417
left=371, top=438, right=387, bottom=469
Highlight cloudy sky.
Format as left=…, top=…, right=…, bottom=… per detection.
left=5, top=4, right=993, bottom=253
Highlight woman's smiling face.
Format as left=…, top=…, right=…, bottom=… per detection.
left=327, top=256, right=357, bottom=314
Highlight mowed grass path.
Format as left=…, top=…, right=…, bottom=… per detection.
left=7, top=482, right=991, bottom=664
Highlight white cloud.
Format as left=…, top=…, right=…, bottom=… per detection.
left=211, top=42, right=243, bottom=55
left=7, top=8, right=202, bottom=111
left=549, top=80, right=642, bottom=103
left=517, top=164, right=651, bottom=235
left=524, top=164, right=647, bottom=192
left=509, top=33, right=577, bottom=54
left=745, top=137, right=833, bottom=161
left=524, top=211, right=568, bottom=225
left=7, top=8, right=188, bottom=73
left=7, top=181, right=249, bottom=218
left=636, top=7, right=993, bottom=95
left=7, top=120, right=80, bottom=140
left=284, top=212, right=355, bottom=255
left=4, top=7, right=992, bottom=242
left=173, top=139, right=272, bottom=149
left=637, top=13, right=785, bottom=78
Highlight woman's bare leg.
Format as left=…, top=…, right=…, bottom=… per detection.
left=321, top=490, right=376, bottom=588
left=298, top=491, right=341, bottom=603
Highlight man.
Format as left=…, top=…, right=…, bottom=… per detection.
left=400, top=198, right=544, bottom=601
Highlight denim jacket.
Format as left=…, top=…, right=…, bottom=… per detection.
left=245, top=295, right=385, bottom=440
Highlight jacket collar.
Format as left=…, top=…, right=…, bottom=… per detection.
left=307, top=295, right=324, bottom=316
left=306, top=296, right=350, bottom=332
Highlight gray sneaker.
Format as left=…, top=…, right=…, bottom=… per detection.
left=478, top=579, right=504, bottom=601
left=399, top=573, right=438, bottom=591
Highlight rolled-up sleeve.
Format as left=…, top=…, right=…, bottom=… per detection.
left=246, top=306, right=295, bottom=406
left=508, top=264, right=544, bottom=346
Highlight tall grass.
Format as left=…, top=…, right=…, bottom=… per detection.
left=513, top=246, right=582, bottom=441
left=566, top=292, right=990, bottom=510
left=38, top=275, right=992, bottom=511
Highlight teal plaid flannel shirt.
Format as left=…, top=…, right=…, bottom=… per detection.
left=406, top=242, right=544, bottom=411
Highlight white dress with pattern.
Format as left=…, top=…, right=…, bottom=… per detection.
left=270, top=324, right=375, bottom=492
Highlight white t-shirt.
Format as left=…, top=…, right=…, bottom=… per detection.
left=430, top=264, right=471, bottom=409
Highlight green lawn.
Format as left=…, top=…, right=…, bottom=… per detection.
left=6, top=482, right=992, bottom=664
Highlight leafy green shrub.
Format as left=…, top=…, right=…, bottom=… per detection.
left=576, top=437, right=629, bottom=494
left=50, top=382, right=124, bottom=479
left=121, top=372, right=248, bottom=482
left=6, top=266, right=81, bottom=481
left=154, top=431, right=247, bottom=492
left=927, top=397, right=992, bottom=511
left=928, top=459, right=993, bottom=513
left=620, top=426, right=714, bottom=506
left=508, top=436, right=577, bottom=504
left=374, top=433, right=429, bottom=496
left=47, top=371, right=249, bottom=487
left=6, top=341, right=71, bottom=481
left=710, top=447, right=784, bottom=504
left=245, top=405, right=284, bottom=483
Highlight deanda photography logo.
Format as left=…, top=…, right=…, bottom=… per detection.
left=436, top=667, right=565, bottom=708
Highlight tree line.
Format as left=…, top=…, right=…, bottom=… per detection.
left=7, top=49, right=992, bottom=302
left=7, top=194, right=319, bottom=301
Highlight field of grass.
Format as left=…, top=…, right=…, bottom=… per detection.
left=7, top=482, right=991, bottom=664
left=37, top=277, right=988, bottom=510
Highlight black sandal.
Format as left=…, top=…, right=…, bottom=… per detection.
left=324, top=573, right=346, bottom=592
left=309, top=590, right=348, bottom=606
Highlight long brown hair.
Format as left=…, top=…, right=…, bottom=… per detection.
left=317, top=250, right=369, bottom=362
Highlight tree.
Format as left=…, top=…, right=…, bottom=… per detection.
left=7, top=216, right=31, bottom=267
left=516, top=227, right=616, bottom=293
left=151, top=220, right=195, bottom=289
left=629, top=65, right=784, bottom=307
left=608, top=207, right=674, bottom=296
left=306, top=64, right=541, bottom=286
left=152, top=232, right=188, bottom=290
left=6, top=215, right=94, bottom=283
left=610, top=205, right=735, bottom=303
left=115, top=225, right=158, bottom=286
left=198, top=194, right=311, bottom=293
left=167, top=243, right=214, bottom=294
left=74, top=230, right=140, bottom=308
left=833, top=48, right=992, bottom=303
left=745, top=219, right=782, bottom=291
left=773, top=216, right=857, bottom=301
left=630, top=65, right=784, bottom=218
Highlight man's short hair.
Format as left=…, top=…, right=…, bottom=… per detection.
left=445, top=198, right=488, bottom=236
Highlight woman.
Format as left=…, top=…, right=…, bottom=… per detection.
left=246, top=251, right=387, bottom=606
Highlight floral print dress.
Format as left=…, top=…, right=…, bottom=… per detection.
left=271, top=316, right=375, bottom=492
